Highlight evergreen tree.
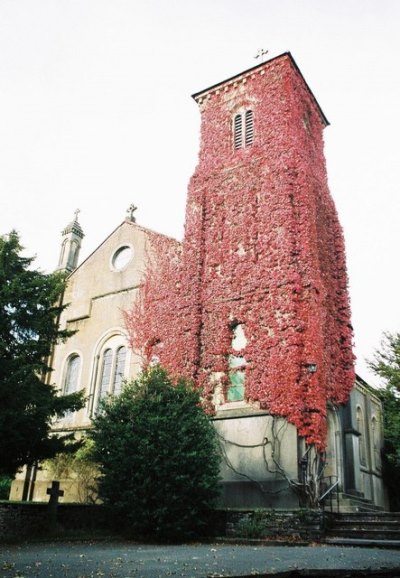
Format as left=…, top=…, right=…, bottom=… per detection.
left=368, top=332, right=400, bottom=510
left=91, top=366, right=221, bottom=540
left=0, top=231, right=84, bottom=477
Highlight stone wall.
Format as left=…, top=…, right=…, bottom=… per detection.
left=0, top=501, right=324, bottom=542
left=0, top=502, right=108, bottom=542
left=224, top=509, right=324, bottom=541
left=0, top=502, right=47, bottom=541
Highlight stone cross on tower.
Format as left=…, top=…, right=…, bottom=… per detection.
left=254, top=48, right=269, bottom=62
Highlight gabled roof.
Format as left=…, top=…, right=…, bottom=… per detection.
left=68, top=219, right=180, bottom=278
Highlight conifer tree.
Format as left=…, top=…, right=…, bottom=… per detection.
left=0, top=231, right=84, bottom=477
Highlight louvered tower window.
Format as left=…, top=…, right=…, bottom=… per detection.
left=245, top=110, right=254, bottom=146
left=234, top=114, right=243, bottom=149
left=233, top=110, right=254, bottom=149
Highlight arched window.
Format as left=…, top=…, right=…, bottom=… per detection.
left=227, top=323, right=247, bottom=402
left=64, top=354, right=80, bottom=394
left=58, top=239, right=67, bottom=268
left=67, top=240, right=78, bottom=270
left=371, top=415, right=381, bottom=470
left=98, top=349, right=113, bottom=405
left=245, top=110, right=254, bottom=146
left=356, top=406, right=367, bottom=466
left=233, top=110, right=254, bottom=150
left=234, top=114, right=243, bottom=149
left=113, top=346, right=127, bottom=396
left=93, top=337, right=128, bottom=414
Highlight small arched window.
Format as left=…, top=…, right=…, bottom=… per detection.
left=67, top=240, right=78, bottom=270
left=64, top=354, right=80, bottom=394
left=58, top=239, right=67, bottom=268
left=98, top=349, right=113, bottom=403
left=234, top=114, right=243, bottom=149
left=233, top=110, right=254, bottom=150
left=245, top=110, right=254, bottom=146
left=356, top=406, right=367, bottom=466
left=371, top=415, right=381, bottom=470
left=113, top=346, right=127, bottom=396
left=227, top=323, right=247, bottom=402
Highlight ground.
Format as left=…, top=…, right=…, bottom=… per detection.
left=1, top=542, right=399, bottom=577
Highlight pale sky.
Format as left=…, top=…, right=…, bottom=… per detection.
left=0, top=0, right=399, bottom=387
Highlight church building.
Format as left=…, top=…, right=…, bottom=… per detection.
left=11, top=53, right=386, bottom=510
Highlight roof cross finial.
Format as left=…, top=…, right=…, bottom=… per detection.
left=254, top=48, right=269, bottom=63
left=126, top=203, right=137, bottom=222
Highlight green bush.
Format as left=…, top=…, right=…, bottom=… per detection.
left=235, top=511, right=268, bottom=538
left=0, top=475, right=12, bottom=500
left=44, top=438, right=99, bottom=504
left=91, top=366, right=221, bottom=540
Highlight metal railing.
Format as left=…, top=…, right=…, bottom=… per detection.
left=318, top=475, right=340, bottom=512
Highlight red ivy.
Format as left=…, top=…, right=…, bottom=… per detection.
left=125, top=55, right=355, bottom=451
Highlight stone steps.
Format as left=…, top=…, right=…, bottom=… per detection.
left=322, top=492, right=385, bottom=513
left=324, top=512, right=400, bottom=547
left=325, top=537, right=400, bottom=549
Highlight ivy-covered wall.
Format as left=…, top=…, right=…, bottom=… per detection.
left=125, top=53, right=354, bottom=451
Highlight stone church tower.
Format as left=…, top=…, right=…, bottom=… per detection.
left=124, top=52, right=376, bottom=508
left=180, top=52, right=355, bottom=449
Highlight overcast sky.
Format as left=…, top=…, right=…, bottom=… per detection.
left=0, top=0, right=398, bottom=386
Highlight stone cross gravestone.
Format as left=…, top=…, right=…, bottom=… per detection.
left=46, top=480, right=64, bottom=533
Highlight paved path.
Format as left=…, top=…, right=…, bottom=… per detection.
left=1, top=541, right=399, bottom=577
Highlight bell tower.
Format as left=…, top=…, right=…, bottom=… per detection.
left=181, top=52, right=354, bottom=447
left=57, top=209, right=84, bottom=273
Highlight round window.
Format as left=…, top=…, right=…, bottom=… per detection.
left=112, top=245, right=133, bottom=270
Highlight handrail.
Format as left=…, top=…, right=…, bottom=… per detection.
left=318, top=479, right=339, bottom=504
